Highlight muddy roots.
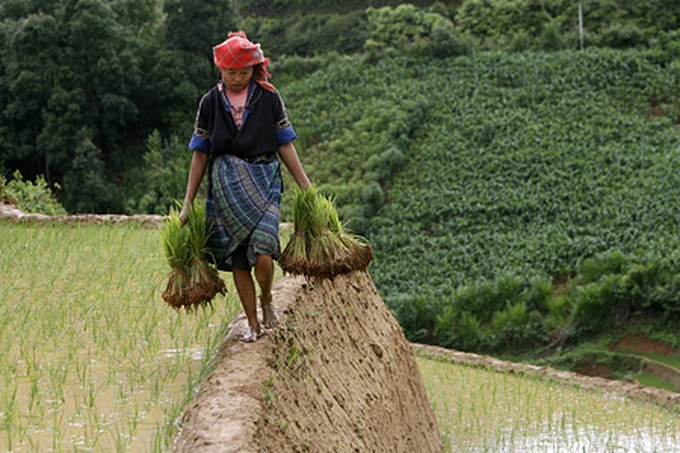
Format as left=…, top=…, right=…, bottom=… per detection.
left=162, top=261, right=227, bottom=310
left=279, top=232, right=373, bottom=279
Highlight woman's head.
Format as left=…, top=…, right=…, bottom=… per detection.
left=213, top=31, right=274, bottom=92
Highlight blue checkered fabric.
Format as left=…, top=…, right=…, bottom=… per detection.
left=206, top=154, right=282, bottom=271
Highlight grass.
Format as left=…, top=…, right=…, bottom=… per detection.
left=417, top=356, right=680, bottom=452
left=0, top=222, right=239, bottom=452
left=634, top=373, right=677, bottom=392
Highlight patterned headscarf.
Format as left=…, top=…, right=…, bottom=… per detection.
left=213, top=31, right=275, bottom=92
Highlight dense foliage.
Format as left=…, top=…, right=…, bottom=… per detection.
left=283, top=48, right=680, bottom=354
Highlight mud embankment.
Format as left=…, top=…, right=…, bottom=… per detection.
left=174, top=273, right=442, bottom=453
left=0, top=202, right=163, bottom=227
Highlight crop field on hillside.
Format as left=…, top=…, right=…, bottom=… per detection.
left=380, top=51, right=680, bottom=295
left=282, top=48, right=680, bottom=351
left=286, top=48, right=680, bottom=300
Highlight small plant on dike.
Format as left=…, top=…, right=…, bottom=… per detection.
left=279, top=186, right=373, bottom=278
left=161, top=202, right=227, bottom=309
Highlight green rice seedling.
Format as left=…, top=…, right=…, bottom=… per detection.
left=417, top=356, right=680, bottom=452
left=282, top=231, right=308, bottom=274
left=161, top=206, right=191, bottom=307
left=279, top=186, right=373, bottom=278
left=324, top=195, right=343, bottom=235
left=161, top=206, right=191, bottom=270
left=293, top=186, right=326, bottom=235
left=320, top=193, right=373, bottom=274
left=0, top=222, right=241, bottom=452
left=161, top=203, right=226, bottom=309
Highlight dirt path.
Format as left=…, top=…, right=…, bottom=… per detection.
left=173, top=273, right=442, bottom=453
left=0, top=202, right=164, bottom=226
left=173, top=271, right=678, bottom=453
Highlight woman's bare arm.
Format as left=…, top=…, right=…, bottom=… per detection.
left=278, top=142, right=311, bottom=190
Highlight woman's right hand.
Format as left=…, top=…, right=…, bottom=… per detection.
left=179, top=151, right=210, bottom=226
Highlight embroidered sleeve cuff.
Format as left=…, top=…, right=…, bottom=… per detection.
left=189, top=134, right=210, bottom=154
left=275, top=126, right=298, bottom=146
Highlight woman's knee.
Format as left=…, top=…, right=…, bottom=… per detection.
left=255, top=254, right=273, bottom=268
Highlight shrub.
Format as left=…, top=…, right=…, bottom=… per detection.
left=457, top=311, right=486, bottom=351
left=338, top=203, right=369, bottom=236
left=365, top=4, right=457, bottom=56
left=388, top=291, right=439, bottom=344
left=576, top=250, right=629, bottom=285
left=364, top=146, right=405, bottom=184
left=600, top=23, right=647, bottom=49
left=434, top=305, right=457, bottom=348
left=522, top=276, right=554, bottom=313
left=545, top=294, right=571, bottom=330
left=361, top=182, right=384, bottom=217
left=539, top=23, right=563, bottom=51
left=492, top=301, right=528, bottom=332
left=620, top=261, right=663, bottom=308
left=570, top=275, right=623, bottom=336
left=435, top=307, right=486, bottom=352
left=429, top=18, right=475, bottom=58
left=490, top=302, right=548, bottom=352
left=454, top=275, right=524, bottom=322
left=2, top=170, right=67, bottom=216
left=650, top=273, right=680, bottom=317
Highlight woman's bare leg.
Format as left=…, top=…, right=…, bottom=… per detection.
left=233, top=268, right=261, bottom=338
left=255, top=255, right=278, bottom=327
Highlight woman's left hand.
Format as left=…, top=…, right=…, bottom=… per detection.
left=278, top=142, right=312, bottom=190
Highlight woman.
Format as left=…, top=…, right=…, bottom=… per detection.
left=180, top=31, right=311, bottom=342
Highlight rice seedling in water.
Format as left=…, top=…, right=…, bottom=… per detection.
left=161, top=203, right=226, bottom=309
left=279, top=186, right=373, bottom=278
left=0, top=222, right=239, bottom=452
left=417, top=356, right=680, bottom=452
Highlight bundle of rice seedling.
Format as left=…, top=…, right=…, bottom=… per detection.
left=161, top=203, right=226, bottom=310
left=279, top=186, right=373, bottom=278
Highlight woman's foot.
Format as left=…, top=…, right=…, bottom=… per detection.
left=260, top=295, right=279, bottom=329
left=241, top=324, right=263, bottom=343
left=263, top=305, right=279, bottom=329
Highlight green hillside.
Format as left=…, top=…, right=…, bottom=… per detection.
left=282, top=47, right=680, bottom=356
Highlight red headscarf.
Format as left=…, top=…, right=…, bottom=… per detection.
left=213, top=31, right=275, bottom=92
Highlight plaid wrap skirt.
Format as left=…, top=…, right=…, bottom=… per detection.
left=206, top=154, right=282, bottom=271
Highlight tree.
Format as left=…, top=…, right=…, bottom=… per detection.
left=62, top=133, right=117, bottom=213
left=1, top=0, right=145, bottom=212
left=163, top=0, right=238, bottom=65
left=110, top=0, right=162, bottom=39
left=365, top=4, right=458, bottom=56
left=3, top=12, right=61, bottom=178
